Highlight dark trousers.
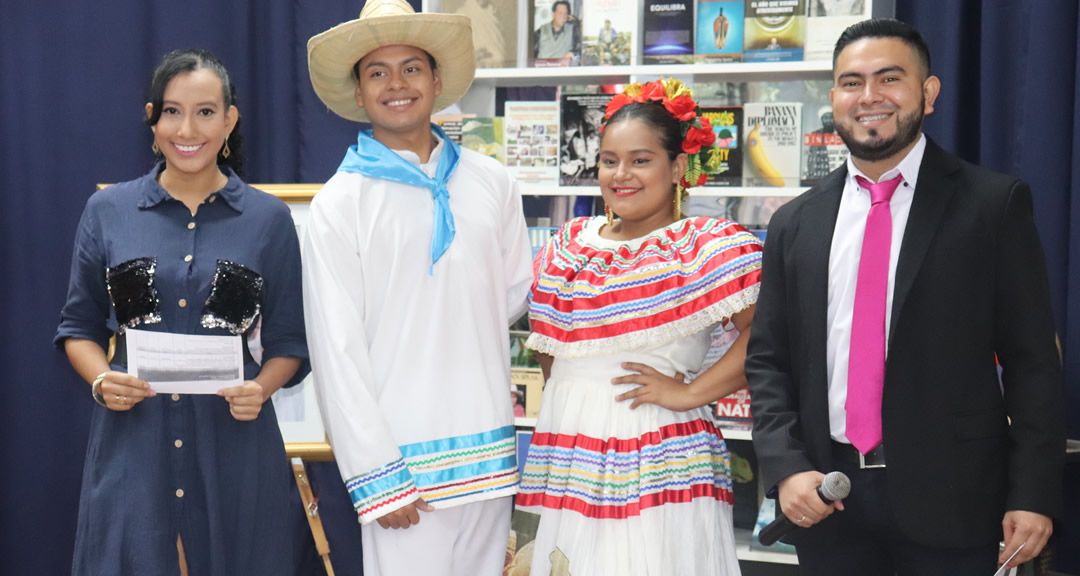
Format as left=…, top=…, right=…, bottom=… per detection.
left=795, top=444, right=999, bottom=576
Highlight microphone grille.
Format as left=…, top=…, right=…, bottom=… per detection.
left=820, top=471, right=851, bottom=501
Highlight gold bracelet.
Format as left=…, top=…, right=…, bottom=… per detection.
left=91, top=372, right=108, bottom=407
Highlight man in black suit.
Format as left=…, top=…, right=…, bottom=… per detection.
left=746, top=18, right=1064, bottom=575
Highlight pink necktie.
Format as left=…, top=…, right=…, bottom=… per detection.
left=846, top=174, right=903, bottom=454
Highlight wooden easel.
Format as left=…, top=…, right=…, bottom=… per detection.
left=287, top=443, right=336, bottom=576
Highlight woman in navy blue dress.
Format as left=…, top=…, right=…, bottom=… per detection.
left=55, top=49, right=308, bottom=575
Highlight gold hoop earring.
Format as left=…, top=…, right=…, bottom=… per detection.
left=605, top=204, right=614, bottom=227
left=222, top=141, right=231, bottom=159
left=151, top=142, right=160, bottom=155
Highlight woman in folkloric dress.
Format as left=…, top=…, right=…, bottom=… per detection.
left=519, top=79, right=763, bottom=576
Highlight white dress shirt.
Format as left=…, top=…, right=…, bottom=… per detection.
left=826, top=134, right=926, bottom=443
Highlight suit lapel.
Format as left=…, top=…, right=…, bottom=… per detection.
left=795, top=167, right=846, bottom=394
left=888, top=139, right=960, bottom=344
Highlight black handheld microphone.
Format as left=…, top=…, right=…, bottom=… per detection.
left=758, top=471, right=851, bottom=547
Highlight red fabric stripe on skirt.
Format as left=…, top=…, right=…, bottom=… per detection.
left=528, top=419, right=723, bottom=454
left=516, top=484, right=734, bottom=519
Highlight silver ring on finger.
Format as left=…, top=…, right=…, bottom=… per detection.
left=798, top=515, right=807, bottom=524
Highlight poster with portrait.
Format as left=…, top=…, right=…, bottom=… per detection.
left=529, top=0, right=584, bottom=67
left=558, top=93, right=611, bottom=187
left=443, top=0, right=519, bottom=68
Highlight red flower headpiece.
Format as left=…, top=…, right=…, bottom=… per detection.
left=602, top=78, right=719, bottom=190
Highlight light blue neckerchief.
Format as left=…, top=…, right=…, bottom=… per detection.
left=336, top=124, right=460, bottom=274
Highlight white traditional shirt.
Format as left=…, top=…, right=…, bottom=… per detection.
left=303, top=140, right=533, bottom=524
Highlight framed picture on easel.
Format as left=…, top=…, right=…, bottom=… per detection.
left=256, top=184, right=333, bottom=461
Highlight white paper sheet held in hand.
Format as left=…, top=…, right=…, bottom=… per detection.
left=126, top=329, right=244, bottom=394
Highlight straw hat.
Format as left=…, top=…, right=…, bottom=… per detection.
left=307, top=0, right=476, bottom=123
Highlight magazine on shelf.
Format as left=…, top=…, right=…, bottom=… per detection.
left=695, top=0, right=744, bottom=63
left=529, top=0, right=584, bottom=67
left=511, top=367, right=544, bottom=419
left=642, top=0, right=695, bottom=64
left=700, top=106, right=743, bottom=186
left=805, top=0, right=868, bottom=60
left=528, top=226, right=558, bottom=256
left=432, top=113, right=474, bottom=144
left=742, top=102, right=803, bottom=187
left=800, top=103, right=848, bottom=186
left=581, top=0, right=636, bottom=65
left=504, top=101, right=560, bottom=185
left=506, top=501, right=542, bottom=575
left=443, top=0, right=519, bottom=68
left=461, top=116, right=505, bottom=164
left=559, top=93, right=612, bottom=187
left=743, top=0, right=807, bottom=63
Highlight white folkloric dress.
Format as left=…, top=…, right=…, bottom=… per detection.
left=519, top=215, right=763, bottom=576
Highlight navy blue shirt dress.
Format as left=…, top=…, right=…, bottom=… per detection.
left=55, top=164, right=309, bottom=575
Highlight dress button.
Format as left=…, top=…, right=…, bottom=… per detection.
left=178, top=298, right=187, bottom=308
left=171, top=393, right=180, bottom=402
left=184, top=254, right=193, bottom=263
left=208, top=195, right=217, bottom=203
left=187, top=222, right=196, bottom=230
left=174, top=439, right=183, bottom=448
left=176, top=488, right=185, bottom=498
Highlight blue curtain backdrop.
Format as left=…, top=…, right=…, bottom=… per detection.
left=1, top=0, right=1077, bottom=574
left=894, top=1, right=1080, bottom=570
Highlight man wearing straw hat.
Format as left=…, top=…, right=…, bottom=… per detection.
left=302, top=1, right=533, bottom=574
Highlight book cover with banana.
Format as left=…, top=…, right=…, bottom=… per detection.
left=743, top=101, right=803, bottom=188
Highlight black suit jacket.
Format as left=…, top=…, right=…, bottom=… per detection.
left=745, top=139, right=1065, bottom=548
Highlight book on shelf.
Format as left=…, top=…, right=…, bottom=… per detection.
left=511, top=367, right=544, bottom=419
left=642, top=0, right=695, bottom=64
left=443, top=0, right=519, bottom=68
left=581, top=0, right=636, bottom=66
left=530, top=0, right=584, bottom=67
left=800, top=103, right=848, bottom=186
left=743, top=0, right=807, bottom=63
left=695, top=0, right=744, bottom=63
left=559, top=93, right=612, bottom=187
left=510, top=330, right=544, bottom=419
left=504, top=101, right=560, bottom=185
left=700, top=106, right=743, bottom=186
left=506, top=498, right=542, bottom=575
left=461, top=117, right=505, bottom=164
left=686, top=318, right=753, bottom=428
left=432, top=113, right=474, bottom=144
left=528, top=226, right=558, bottom=257
left=743, top=102, right=803, bottom=188
left=805, top=0, right=868, bottom=61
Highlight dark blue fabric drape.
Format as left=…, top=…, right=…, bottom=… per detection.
left=0, top=1, right=409, bottom=574
left=896, top=2, right=1080, bottom=569
left=2, top=0, right=1076, bottom=574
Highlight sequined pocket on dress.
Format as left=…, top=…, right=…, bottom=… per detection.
left=201, top=260, right=263, bottom=334
left=106, top=257, right=162, bottom=332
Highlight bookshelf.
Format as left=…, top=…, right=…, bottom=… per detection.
left=474, top=60, right=833, bottom=85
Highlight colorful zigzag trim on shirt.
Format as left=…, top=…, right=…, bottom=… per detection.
left=346, top=425, right=519, bottom=523
left=527, top=217, right=763, bottom=357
